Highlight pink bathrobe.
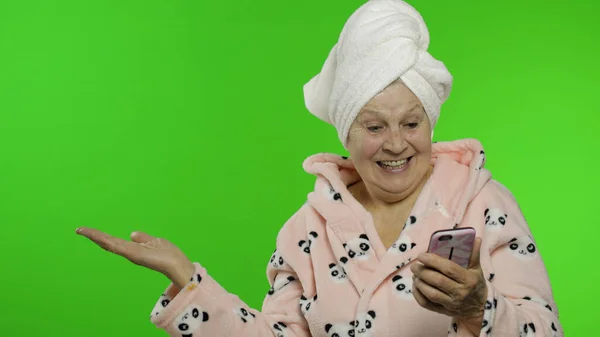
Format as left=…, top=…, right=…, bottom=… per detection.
left=149, top=139, right=563, bottom=337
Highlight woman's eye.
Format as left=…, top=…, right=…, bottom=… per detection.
left=367, top=126, right=382, bottom=132
left=406, top=122, right=419, bottom=129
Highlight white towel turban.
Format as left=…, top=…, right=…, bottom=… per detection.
left=303, top=0, right=453, bottom=148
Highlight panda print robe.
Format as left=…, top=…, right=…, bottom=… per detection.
left=149, top=138, right=563, bottom=337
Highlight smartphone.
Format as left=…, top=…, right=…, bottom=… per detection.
left=427, top=227, right=476, bottom=268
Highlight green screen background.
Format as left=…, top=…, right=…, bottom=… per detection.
left=1, top=0, right=597, bottom=336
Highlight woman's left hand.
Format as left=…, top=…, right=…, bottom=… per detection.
left=410, top=237, right=488, bottom=330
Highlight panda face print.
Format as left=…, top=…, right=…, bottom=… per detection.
left=481, top=319, right=491, bottom=335
left=551, top=322, right=559, bottom=337
left=324, top=322, right=355, bottom=337
left=339, top=257, right=349, bottom=274
left=184, top=273, right=203, bottom=291
left=234, top=307, right=255, bottom=323
left=390, top=235, right=416, bottom=254
left=328, top=263, right=348, bottom=283
left=159, top=294, right=171, bottom=308
left=353, top=311, right=376, bottom=337
left=395, top=257, right=413, bottom=270
left=268, top=274, right=296, bottom=295
left=270, top=249, right=285, bottom=269
left=508, top=236, right=537, bottom=259
left=447, top=321, right=458, bottom=336
left=299, top=231, right=319, bottom=254
left=272, top=322, right=288, bottom=337
left=403, top=215, right=417, bottom=229
left=150, top=293, right=172, bottom=318
left=519, top=322, right=536, bottom=337
left=484, top=208, right=507, bottom=228
left=481, top=298, right=497, bottom=335
left=299, top=294, right=318, bottom=315
left=478, top=150, right=485, bottom=170
left=173, top=305, right=209, bottom=337
left=391, top=274, right=413, bottom=298
left=324, top=185, right=343, bottom=202
left=298, top=240, right=310, bottom=254
left=343, top=234, right=371, bottom=260
left=189, top=273, right=202, bottom=284
left=519, top=296, right=553, bottom=312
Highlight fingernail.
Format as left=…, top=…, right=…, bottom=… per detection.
left=76, top=228, right=81, bottom=234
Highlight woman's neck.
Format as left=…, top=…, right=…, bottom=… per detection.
left=351, top=165, right=433, bottom=218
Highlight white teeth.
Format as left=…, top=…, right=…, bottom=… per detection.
left=380, top=159, right=407, bottom=166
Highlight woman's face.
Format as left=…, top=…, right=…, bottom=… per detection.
left=346, top=81, right=433, bottom=202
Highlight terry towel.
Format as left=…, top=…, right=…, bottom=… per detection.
left=303, top=0, right=453, bottom=147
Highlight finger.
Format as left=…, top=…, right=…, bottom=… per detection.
left=411, top=263, right=455, bottom=294
left=410, top=262, right=425, bottom=276
left=413, top=275, right=453, bottom=305
left=77, top=227, right=139, bottom=257
left=413, top=267, right=458, bottom=297
left=417, top=253, right=468, bottom=284
left=412, top=282, right=446, bottom=314
left=130, top=231, right=157, bottom=244
left=412, top=284, right=429, bottom=307
left=468, top=237, right=483, bottom=269
left=76, top=227, right=110, bottom=241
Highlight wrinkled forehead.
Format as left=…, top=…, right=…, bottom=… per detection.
left=358, top=104, right=424, bottom=119
left=357, top=80, right=425, bottom=119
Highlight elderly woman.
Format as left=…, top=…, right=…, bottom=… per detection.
left=76, top=1, right=563, bottom=336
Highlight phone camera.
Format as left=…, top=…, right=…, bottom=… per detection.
left=439, top=235, right=453, bottom=241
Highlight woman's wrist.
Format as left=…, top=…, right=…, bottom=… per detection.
left=458, top=313, right=484, bottom=335
left=167, top=260, right=195, bottom=289
left=458, top=283, right=488, bottom=334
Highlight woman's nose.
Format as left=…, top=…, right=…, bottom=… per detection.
left=382, top=131, right=407, bottom=153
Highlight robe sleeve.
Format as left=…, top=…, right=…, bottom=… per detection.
left=450, top=180, right=563, bottom=337
left=148, top=208, right=312, bottom=337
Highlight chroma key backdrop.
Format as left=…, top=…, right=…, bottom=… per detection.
left=0, top=0, right=597, bottom=336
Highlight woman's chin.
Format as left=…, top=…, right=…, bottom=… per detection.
left=371, top=159, right=431, bottom=200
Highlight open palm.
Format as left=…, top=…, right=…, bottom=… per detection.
left=76, top=227, right=193, bottom=286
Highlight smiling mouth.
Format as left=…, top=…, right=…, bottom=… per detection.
left=377, top=156, right=412, bottom=169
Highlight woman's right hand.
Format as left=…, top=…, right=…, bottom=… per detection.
left=76, top=227, right=195, bottom=289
